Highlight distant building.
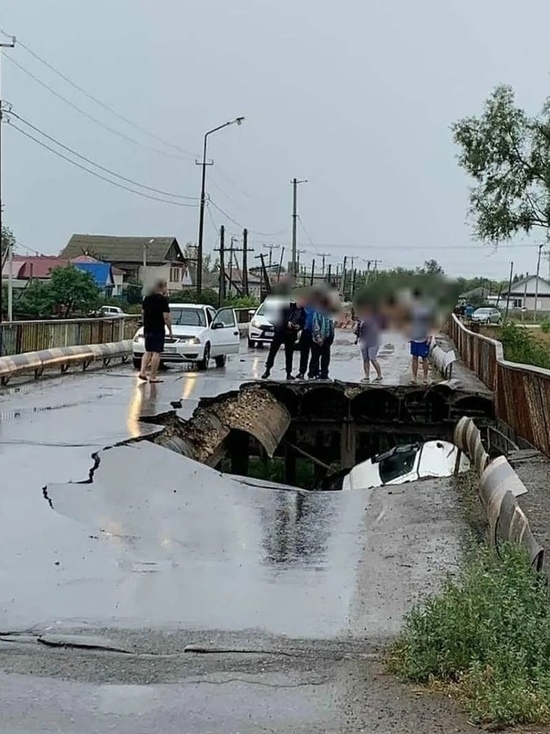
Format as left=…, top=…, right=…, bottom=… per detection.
left=223, top=267, right=264, bottom=299
left=59, top=234, right=190, bottom=293
left=1, top=256, right=69, bottom=289
left=458, top=286, right=493, bottom=304
left=501, top=275, right=550, bottom=312
left=71, top=255, right=124, bottom=296
left=1, top=255, right=120, bottom=296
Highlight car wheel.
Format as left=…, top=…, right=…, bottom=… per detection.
left=215, top=354, right=227, bottom=368
left=197, top=343, right=211, bottom=371
left=132, top=357, right=142, bottom=370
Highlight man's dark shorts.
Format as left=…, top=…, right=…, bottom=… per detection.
left=144, top=332, right=165, bottom=354
left=410, top=339, right=430, bottom=359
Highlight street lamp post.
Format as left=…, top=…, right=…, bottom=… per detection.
left=196, top=117, right=245, bottom=295
left=142, top=238, right=154, bottom=295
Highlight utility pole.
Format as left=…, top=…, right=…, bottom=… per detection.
left=295, top=249, right=306, bottom=284
left=242, top=228, right=250, bottom=297
left=505, top=261, right=514, bottom=319
left=217, top=225, right=225, bottom=307
left=263, top=243, right=280, bottom=268
left=195, top=117, right=245, bottom=296
left=342, top=256, right=348, bottom=300
left=277, top=246, right=285, bottom=282
left=534, top=244, right=544, bottom=322
left=226, top=236, right=244, bottom=297
left=0, top=31, right=15, bottom=349
left=319, top=253, right=330, bottom=275
left=255, top=253, right=272, bottom=296
left=7, top=235, right=12, bottom=321
left=291, top=178, right=307, bottom=278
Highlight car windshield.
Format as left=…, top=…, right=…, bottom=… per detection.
left=375, top=444, right=419, bottom=484
left=170, top=307, right=206, bottom=327
left=256, top=300, right=287, bottom=320
left=475, top=309, right=491, bottom=314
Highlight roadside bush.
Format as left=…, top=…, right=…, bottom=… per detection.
left=499, top=321, right=550, bottom=369
left=390, top=544, right=550, bottom=728
left=540, top=318, right=550, bottom=334
left=224, top=295, right=259, bottom=309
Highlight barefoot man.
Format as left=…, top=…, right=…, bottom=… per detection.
left=139, top=279, right=173, bottom=383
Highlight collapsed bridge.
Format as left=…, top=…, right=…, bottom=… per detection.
left=148, top=379, right=495, bottom=488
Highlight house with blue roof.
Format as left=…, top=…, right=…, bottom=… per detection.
left=72, top=261, right=116, bottom=296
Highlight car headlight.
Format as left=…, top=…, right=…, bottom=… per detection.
left=179, top=337, right=200, bottom=345
left=133, top=335, right=144, bottom=343
left=251, top=319, right=262, bottom=329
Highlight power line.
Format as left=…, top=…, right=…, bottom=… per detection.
left=1, top=30, right=198, bottom=160
left=7, top=121, right=199, bottom=207
left=207, top=197, right=287, bottom=237
left=4, top=55, right=190, bottom=161
left=9, top=110, right=198, bottom=200
left=245, top=239, right=542, bottom=251
left=297, top=216, right=319, bottom=254
left=206, top=202, right=221, bottom=239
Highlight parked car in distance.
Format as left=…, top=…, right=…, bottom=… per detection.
left=132, top=303, right=240, bottom=371
left=470, top=307, right=502, bottom=325
left=90, top=305, right=127, bottom=318
left=326, top=441, right=470, bottom=491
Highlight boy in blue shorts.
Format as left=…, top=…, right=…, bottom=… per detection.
left=409, top=288, right=433, bottom=385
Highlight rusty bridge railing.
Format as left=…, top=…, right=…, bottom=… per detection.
left=448, top=313, right=550, bottom=456
left=0, top=316, right=141, bottom=357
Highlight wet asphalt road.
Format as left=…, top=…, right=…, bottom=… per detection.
left=0, top=333, right=469, bottom=732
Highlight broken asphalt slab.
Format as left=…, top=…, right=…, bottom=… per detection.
left=1, top=440, right=465, bottom=641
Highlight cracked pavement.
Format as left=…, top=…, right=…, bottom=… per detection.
left=0, top=334, right=479, bottom=732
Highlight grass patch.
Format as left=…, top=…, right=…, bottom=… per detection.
left=390, top=544, right=550, bottom=729
left=452, top=469, right=488, bottom=543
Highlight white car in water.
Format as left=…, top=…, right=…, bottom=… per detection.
left=341, top=440, right=470, bottom=491
left=132, top=303, right=240, bottom=371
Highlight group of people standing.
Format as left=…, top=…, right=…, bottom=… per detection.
left=262, top=292, right=335, bottom=381
left=354, top=288, right=434, bottom=385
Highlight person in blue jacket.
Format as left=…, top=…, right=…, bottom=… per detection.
left=308, top=296, right=335, bottom=380
left=297, top=293, right=316, bottom=380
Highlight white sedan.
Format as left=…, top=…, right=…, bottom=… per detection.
left=341, top=440, right=470, bottom=491
left=132, top=303, right=240, bottom=371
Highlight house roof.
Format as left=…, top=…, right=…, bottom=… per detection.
left=71, top=254, right=125, bottom=275
left=73, top=261, right=114, bottom=287
left=2, top=256, right=69, bottom=279
left=502, top=275, right=550, bottom=296
left=60, top=234, right=184, bottom=265
left=459, top=286, right=492, bottom=299
left=223, top=267, right=263, bottom=284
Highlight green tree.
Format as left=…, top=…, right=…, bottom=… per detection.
left=19, top=266, right=100, bottom=318
left=49, top=266, right=100, bottom=317
left=0, top=227, right=16, bottom=266
left=419, top=259, right=444, bottom=275
left=452, top=85, right=550, bottom=243
left=17, top=279, right=55, bottom=317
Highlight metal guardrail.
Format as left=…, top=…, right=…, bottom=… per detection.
left=454, top=416, right=543, bottom=570
left=0, top=316, right=141, bottom=357
left=0, top=340, right=132, bottom=385
left=448, top=313, right=550, bottom=457
left=0, top=308, right=253, bottom=360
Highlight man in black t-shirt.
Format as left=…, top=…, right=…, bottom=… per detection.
left=139, top=279, right=173, bottom=382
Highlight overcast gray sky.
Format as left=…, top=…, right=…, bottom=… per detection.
left=3, top=0, right=550, bottom=280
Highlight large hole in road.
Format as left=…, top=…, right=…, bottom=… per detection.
left=145, top=381, right=495, bottom=491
